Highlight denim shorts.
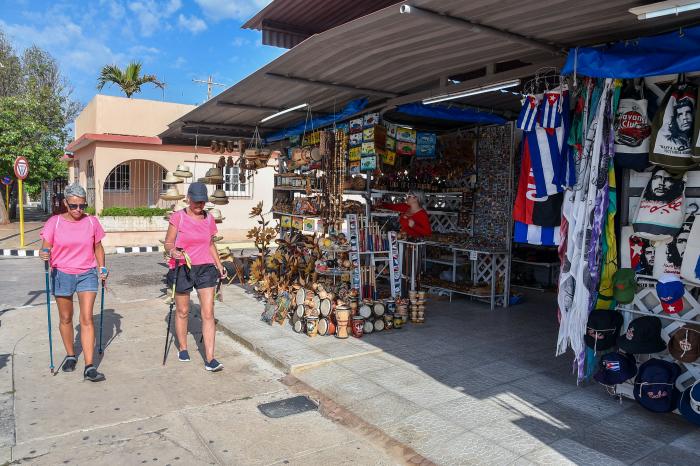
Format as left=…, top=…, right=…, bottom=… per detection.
left=51, top=268, right=99, bottom=296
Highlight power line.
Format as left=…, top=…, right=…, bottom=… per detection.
left=192, top=75, right=226, bottom=101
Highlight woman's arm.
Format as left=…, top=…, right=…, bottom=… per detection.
left=377, top=202, right=409, bottom=213
left=164, top=224, right=182, bottom=259
left=209, top=240, right=226, bottom=278
left=408, top=210, right=432, bottom=237
left=94, top=241, right=107, bottom=280
left=39, top=239, right=52, bottom=261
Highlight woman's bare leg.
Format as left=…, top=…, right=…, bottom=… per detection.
left=56, top=296, right=75, bottom=355
left=77, top=291, right=97, bottom=366
left=174, top=293, right=191, bottom=351
left=196, top=287, right=215, bottom=362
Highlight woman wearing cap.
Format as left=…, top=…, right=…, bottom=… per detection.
left=378, top=191, right=432, bottom=238
left=163, top=182, right=227, bottom=372
left=39, top=183, right=108, bottom=382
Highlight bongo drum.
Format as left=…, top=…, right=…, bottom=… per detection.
left=373, top=318, right=385, bottom=332
left=311, top=294, right=321, bottom=311
left=363, top=320, right=374, bottom=334
left=320, top=299, right=332, bottom=317
left=359, top=303, right=372, bottom=319
left=352, top=316, right=364, bottom=338
left=296, top=288, right=306, bottom=306
left=318, top=318, right=329, bottom=336
left=306, top=316, right=319, bottom=337
left=373, top=302, right=385, bottom=317
left=327, top=319, right=336, bottom=336
left=293, top=318, right=304, bottom=333
left=335, top=305, right=350, bottom=339
left=295, top=304, right=305, bottom=318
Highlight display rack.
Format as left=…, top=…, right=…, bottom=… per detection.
left=615, top=280, right=700, bottom=401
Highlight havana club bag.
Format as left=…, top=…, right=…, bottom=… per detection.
left=649, top=81, right=698, bottom=174
left=614, top=84, right=651, bottom=171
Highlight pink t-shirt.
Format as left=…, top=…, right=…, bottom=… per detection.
left=40, top=215, right=106, bottom=274
left=170, top=209, right=217, bottom=266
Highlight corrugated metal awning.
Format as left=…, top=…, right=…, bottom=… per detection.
left=161, top=0, right=700, bottom=145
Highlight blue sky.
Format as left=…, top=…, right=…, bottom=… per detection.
left=0, top=0, right=284, bottom=106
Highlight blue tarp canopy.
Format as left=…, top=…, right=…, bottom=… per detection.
left=265, top=98, right=368, bottom=142
left=562, top=25, right=700, bottom=78
left=393, top=103, right=506, bottom=125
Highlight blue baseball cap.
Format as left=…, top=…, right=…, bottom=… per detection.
left=593, top=351, right=637, bottom=386
left=656, top=273, right=685, bottom=314
left=187, top=182, right=209, bottom=202
left=634, top=359, right=681, bottom=413
left=678, top=381, right=700, bottom=426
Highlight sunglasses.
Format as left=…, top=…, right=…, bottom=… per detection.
left=67, top=203, right=88, bottom=210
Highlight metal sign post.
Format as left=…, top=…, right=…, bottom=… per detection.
left=14, top=157, right=29, bottom=248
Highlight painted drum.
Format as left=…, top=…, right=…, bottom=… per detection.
left=352, top=316, right=364, bottom=338
left=383, top=314, right=393, bottom=330
left=393, top=315, right=403, bottom=329
left=385, top=300, right=396, bottom=314
left=359, top=304, right=372, bottom=319
left=295, top=304, right=305, bottom=318
left=363, top=320, right=374, bottom=334
left=335, top=305, right=351, bottom=339
left=318, top=318, right=329, bottom=336
left=293, top=320, right=304, bottom=333
left=320, top=299, right=332, bottom=317
left=374, top=302, right=385, bottom=317
left=306, top=316, right=319, bottom=337
left=327, top=319, right=336, bottom=336
left=296, top=288, right=306, bottom=306
left=311, top=294, right=321, bottom=311
left=373, top=318, right=385, bottom=332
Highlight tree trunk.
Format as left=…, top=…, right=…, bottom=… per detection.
left=0, top=196, right=10, bottom=225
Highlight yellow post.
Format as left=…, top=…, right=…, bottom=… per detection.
left=4, top=185, right=8, bottom=210
left=18, top=179, right=25, bottom=248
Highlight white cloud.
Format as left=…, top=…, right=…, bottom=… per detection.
left=178, top=14, right=207, bottom=34
left=194, top=0, right=271, bottom=21
left=128, top=0, right=183, bottom=36
left=100, top=0, right=126, bottom=19
left=231, top=36, right=250, bottom=47
left=172, top=56, right=187, bottom=69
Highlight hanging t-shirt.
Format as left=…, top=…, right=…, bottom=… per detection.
left=170, top=209, right=217, bottom=266
left=40, top=214, right=106, bottom=274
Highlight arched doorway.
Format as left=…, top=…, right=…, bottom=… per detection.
left=102, top=160, right=167, bottom=209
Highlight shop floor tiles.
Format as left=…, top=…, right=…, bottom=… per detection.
left=216, top=287, right=699, bottom=465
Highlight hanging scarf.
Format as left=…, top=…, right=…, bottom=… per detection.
left=557, top=79, right=615, bottom=382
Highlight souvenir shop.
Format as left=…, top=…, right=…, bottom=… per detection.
left=241, top=96, right=518, bottom=339
left=507, top=26, right=700, bottom=425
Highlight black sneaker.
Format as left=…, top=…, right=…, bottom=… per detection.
left=205, top=359, right=223, bottom=372
left=83, top=365, right=105, bottom=382
left=178, top=350, right=191, bottom=362
left=62, top=356, right=77, bottom=372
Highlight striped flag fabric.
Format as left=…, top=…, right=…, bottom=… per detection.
left=516, top=95, right=539, bottom=132
left=514, top=221, right=560, bottom=246
left=540, top=92, right=563, bottom=128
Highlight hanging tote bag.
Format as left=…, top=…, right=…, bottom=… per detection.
left=681, top=215, right=700, bottom=285
left=633, top=167, right=686, bottom=242
left=614, top=82, right=652, bottom=171
left=649, top=80, right=698, bottom=174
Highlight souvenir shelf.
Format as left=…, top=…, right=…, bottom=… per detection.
left=614, top=279, right=700, bottom=401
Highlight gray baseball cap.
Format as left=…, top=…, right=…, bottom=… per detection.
left=187, top=182, right=209, bottom=202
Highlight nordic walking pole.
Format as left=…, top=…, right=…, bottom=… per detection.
left=42, top=248, right=55, bottom=374
left=163, top=264, right=179, bottom=365
left=98, top=270, right=106, bottom=355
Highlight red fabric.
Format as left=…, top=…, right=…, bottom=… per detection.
left=513, top=143, right=534, bottom=224
left=378, top=203, right=432, bottom=237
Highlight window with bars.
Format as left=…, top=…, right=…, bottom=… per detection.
left=104, top=163, right=130, bottom=192
left=73, top=161, right=80, bottom=183
left=224, top=166, right=253, bottom=198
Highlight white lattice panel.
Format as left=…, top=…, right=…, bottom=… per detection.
left=474, top=253, right=507, bottom=283
left=430, top=212, right=469, bottom=234
left=425, top=193, right=463, bottom=211
left=618, top=283, right=700, bottom=392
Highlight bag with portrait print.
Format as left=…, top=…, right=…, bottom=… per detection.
left=649, top=79, right=698, bottom=174
left=615, top=81, right=652, bottom=171
left=633, top=167, right=686, bottom=242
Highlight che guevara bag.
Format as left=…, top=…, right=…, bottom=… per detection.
left=649, top=81, right=698, bottom=174
left=614, top=82, right=651, bottom=171
left=633, top=167, right=686, bottom=242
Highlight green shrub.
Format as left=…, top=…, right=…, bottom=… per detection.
left=100, top=207, right=169, bottom=217
left=85, top=206, right=96, bottom=215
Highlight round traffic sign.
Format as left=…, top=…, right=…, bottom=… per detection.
left=1, top=176, right=11, bottom=186
left=14, top=156, right=29, bottom=180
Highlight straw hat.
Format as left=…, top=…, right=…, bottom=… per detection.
left=162, top=171, right=183, bottom=184
left=160, top=186, right=185, bottom=201
left=173, top=164, right=193, bottom=178
left=210, top=188, right=229, bottom=205
left=209, top=208, right=225, bottom=222
left=199, top=167, right=224, bottom=184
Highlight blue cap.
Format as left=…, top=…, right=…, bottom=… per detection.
left=634, top=359, right=681, bottom=413
left=678, top=381, right=700, bottom=426
left=187, top=182, right=209, bottom=202
left=593, top=352, right=637, bottom=386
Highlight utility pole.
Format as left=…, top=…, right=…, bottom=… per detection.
left=193, top=75, right=226, bottom=101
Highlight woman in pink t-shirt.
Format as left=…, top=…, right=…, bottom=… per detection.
left=163, top=182, right=226, bottom=372
left=39, top=183, right=108, bottom=382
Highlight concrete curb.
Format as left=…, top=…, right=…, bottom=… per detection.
left=0, top=249, right=39, bottom=257
left=0, top=246, right=163, bottom=258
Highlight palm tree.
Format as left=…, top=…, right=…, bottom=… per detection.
left=96, top=61, right=164, bottom=98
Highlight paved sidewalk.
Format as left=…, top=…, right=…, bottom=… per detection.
left=0, top=296, right=403, bottom=465
left=215, top=286, right=700, bottom=466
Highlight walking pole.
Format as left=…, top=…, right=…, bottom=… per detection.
left=98, top=273, right=106, bottom=355
left=42, top=249, right=55, bottom=374
left=163, top=265, right=179, bottom=365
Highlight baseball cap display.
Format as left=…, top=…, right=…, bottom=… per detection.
left=668, top=324, right=700, bottom=363
left=656, top=273, right=685, bottom=314
left=584, top=310, right=624, bottom=352
left=613, top=268, right=636, bottom=304
left=678, top=380, right=700, bottom=426
left=593, top=351, right=637, bottom=386
left=633, top=358, right=681, bottom=413
left=617, top=315, right=667, bottom=354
